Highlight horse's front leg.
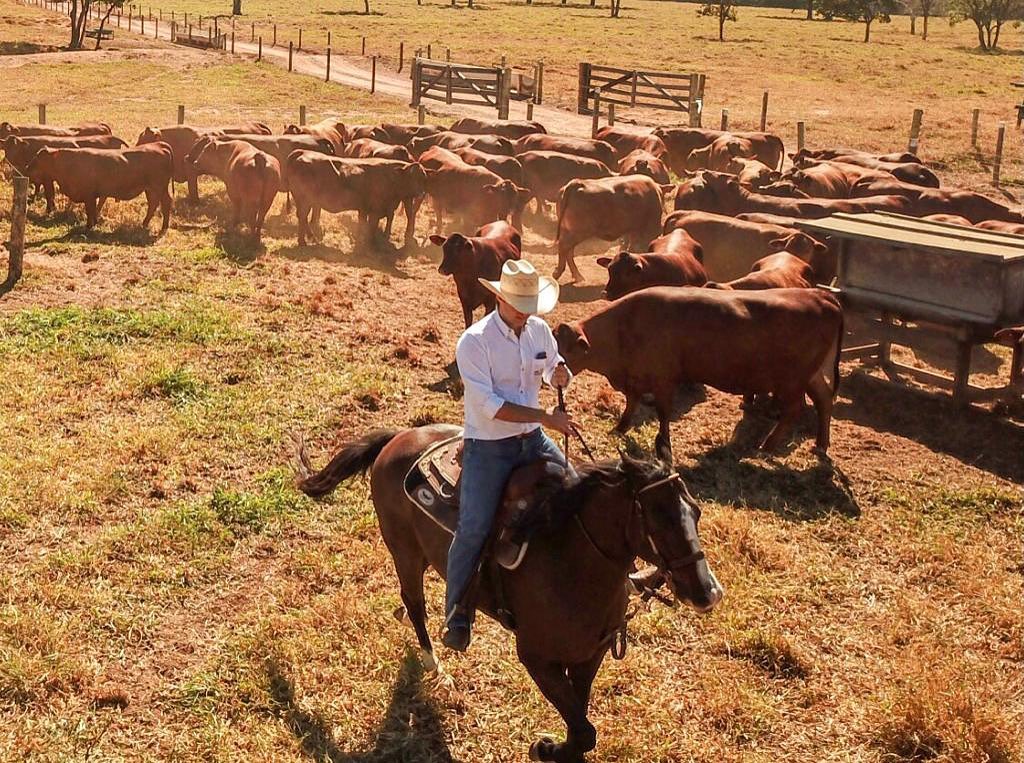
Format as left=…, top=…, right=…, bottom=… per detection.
left=519, top=651, right=597, bottom=763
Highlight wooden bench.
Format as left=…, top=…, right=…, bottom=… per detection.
left=84, top=28, right=114, bottom=41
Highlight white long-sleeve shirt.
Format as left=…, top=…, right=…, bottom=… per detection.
left=455, top=311, right=570, bottom=440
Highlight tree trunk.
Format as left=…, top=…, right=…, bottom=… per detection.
left=719, top=6, right=725, bottom=39
left=94, top=3, right=115, bottom=49
left=364, top=0, right=369, bottom=12
left=806, top=0, right=813, bottom=19
left=976, top=20, right=987, bottom=49
left=922, top=11, right=928, bottom=39
left=591, top=0, right=596, bottom=6
left=910, top=14, right=915, bottom=34
left=863, top=16, right=872, bottom=42
left=232, top=0, right=241, bottom=14
left=993, top=20, right=1002, bottom=49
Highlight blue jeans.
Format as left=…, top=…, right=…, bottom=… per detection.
left=445, top=428, right=569, bottom=627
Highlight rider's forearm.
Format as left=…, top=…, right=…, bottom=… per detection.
left=494, top=402, right=553, bottom=426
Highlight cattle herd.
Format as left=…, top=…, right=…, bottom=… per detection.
left=3, top=113, right=1022, bottom=458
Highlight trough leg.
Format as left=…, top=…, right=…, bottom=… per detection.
left=952, top=340, right=973, bottom=407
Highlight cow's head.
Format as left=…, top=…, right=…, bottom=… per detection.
left=24, top=147, right=55, bottom=180
left=184, top=135, right=216, bottom=168
left=684, top=145, right=711, bottom=172
left=430, top=232, right=474, bottom=276
left=407, top=136, right=431, bottom=158
left=314, top=138, right=337, bottom=156
left=136, top=126, right=163, bottom=146
left=0, top=122, right=15, bottom=140
left=482, top=180, right=529, bottom=220
left=283, top=124, right=304, bottom=135
left=553, top=322, right=591, bottom=373
left=768, top=234, right=832, bottom=280
left=402, top=162, right=428, bottom=196
left=597, top=251, right=650, bottom=301
left=640, top=135, right=668, bottom=158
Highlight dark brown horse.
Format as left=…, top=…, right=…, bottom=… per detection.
left=296, top=423, right=723, bottom=763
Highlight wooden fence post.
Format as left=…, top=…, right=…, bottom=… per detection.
left=325, top=46, right=331, bottom=81
left=536, top=60, right=544, bottom=104
left=362, top=36, right=366, bottom=55
left=608, top=103, right=615, bottom=126
left=760, top=90, right=768, bottom=131
left=231, top=30, right=234, bottom=53
left=720, top=108, right=729, bottom=131
left=371, top=55, right=377, bottom=93
left=687, top=72, right=700, bottom=127
left=3, top=176, right=28, bottom=293
left=427, top=43, right=432, bottom=59
left=908, top=108, right=923, bottom=154
left=37, top=103, right=46, bottom=124
left=288, top=40, right=293, bottom=70
left=327, top=30, right=331, bottom=47
left=418, top=104, right=425, bottom=125
left=299, top=105, right=306, bottom=125
left=971, top=108, right=980, bottom=147
left=273, top=23, right=276, bottom=47
left=578, top=62, right=592, bottom=114
left=591, top=88, right=601, bottom=138
left=498, top=67, right=512, bottom=120
left=412, top=58, right=422, bottom=104
left=446, top=47, right=450, bottom=61
left=298, top=28, right=302, bottom=50
left=797, top=120, right=806, bottom=151
left=527, top=101, right=534, bottom=120
left=398, top=41, right=404, bottom=72
left=154, top=17, right=158, bottom=38
left=445, top=64, right=453, bottom=105
left=258, top=35, right=262, bottom=61
left=993, top=122, right=1006, bottom=187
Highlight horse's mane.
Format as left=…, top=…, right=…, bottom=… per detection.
left=512, top=456, right=674, bottom=537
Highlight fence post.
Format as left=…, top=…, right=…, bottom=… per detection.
left=720, top=108, right=729, bottom=131
left=760, top=90, right=768, bottom=131
left=362, top=36, right=366, bottom=55
left=288, top=40, right=293, bottom=70
left=536, top=60, right=544, bottom=104
left=371, top=55, right=377, bottom=94
left=608, top=103, right=615, bottom=126
left=797, top=120, right=806, bottom=151
left=418, top=104, right=425, bottom=125
left=578, top=62, right=592, bottom=114
left=527, top=101, right=534, bottom=121
left=327, top=30, right=331, bottom=47
left=687, top=73, right=699, bottom=127
left=908, top=108, right=923, bottom=154
left=298, top=28, right=302, bottom=50
left=591, top=88, right=601, bottom=138
left=37, top=103, right=46, bottom=124
left=398, top=41, right=404, bottom=72
left=446, top=64, right=453, bottom=105
left=427, top=42, right=432, bottom=59
left=325, top=46, right=331, bottom=81
left=498, top=67, right=512, bottom=120
left=993, top=122, right=1006, bottom=187
left=154, top=17, right=158, bottom=38
left=411, top=58, right=421, bottom=105
left=446, top=47, right=450, bottom=62
left=3, top=176, right=28, bottom=293
left=273, top=23, right=276, bottom=46
left=258, top=35, right=262, bottom=61
left=971, top=108, right=980, bottom=147
left=231, top=30, right=234, bottom=53
left=299, top=104, right=306, bottom=126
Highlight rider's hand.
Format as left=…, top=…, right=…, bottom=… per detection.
left=550, top=364, right=571, bottom=390
left=544, top=407, right=575, bottom=436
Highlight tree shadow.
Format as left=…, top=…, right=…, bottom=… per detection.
left=427, top=358, right=462, bottom=396
left=28, top=222, right=161, bottom=248
left=213, top=230, right=264, bottom=264
left=954, top=45, right=1024, bottom=57
left=691, top=36, right=765, bottom=43
left=267, top=650, right=457, bottom=763
left=834, top=371, right=1024, bottom=484
left=319, top=9, right=386, bottom=16
left=677, top=442, right=860, bottom=521
left=0, top=41, right=61, bottom=55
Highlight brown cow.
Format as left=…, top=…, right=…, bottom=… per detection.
left=797, top=147, right=922, bottom=165
left=595, top=125, right=667, bottom=161
left=923, top=213, right=975, bottom=227
left=554, top=287, right=842, bottom=460
left=287, top=152, right=426, bottom=247
left=707, top=252, right=813, bottom=290
left=849, top=178, right=1023, bottom=223
left=654, top=127, right=784, bottom=175
left=975, top=220, right=1024, bottom=235
left=188, top=139, right=281, bottom=242
left=449, top=117, right=546, bottom=140
left=726, top=156, right=780, bottom=189
left=452, top=146, right=525, bottom=185
left=686, top=134, right=784, bottom=173
left=663, top=208, right=831, bottom=282
left=597, top=232, right=707, bottom=300
left=136, top=122, right=273, bottom=200
left=429, top=221, right=522, bottom=327
left=348, top=125, right=390, bottom=142
left=554, top=174, right=666, bottom=283
left=0, top=121, right=111, bottom=139
left=518, top=150, right=615, bottom=213
left=377, top=123, right=444, bottom=145
left=343, top=138, right=414, bottom=162
left=793, top=150, right=939, bottom=187
left=619, top=149, right=671, bottom=184
left=422, top=161, right=530, bottom=233
left=283, top=117, right=348, bottom=154
left=408, top=131, right=515, bottom=158
left=2, top=134, right=128, bottom=212
left=673, top=171, right=909, bottom=219
left=27, top=142, right=173, bottom=232
left=513, top=134, right=617, bottom=168
left=187, top=133, right=335, bottom=195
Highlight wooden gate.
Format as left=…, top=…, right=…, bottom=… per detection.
left=577, top=63, right=705, bottom=126
left=411, top=58, right=511, bottom=119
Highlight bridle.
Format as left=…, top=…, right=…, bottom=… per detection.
left=574, top=471, right=705, bottom=577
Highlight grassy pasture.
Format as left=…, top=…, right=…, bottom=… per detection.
left=1, top=2, right=1024, bottom=762
left=162, top=0, right=1024, bottom=190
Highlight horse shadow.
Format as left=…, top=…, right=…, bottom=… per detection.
left=267, top=650, right=457, bottom=762
left=835, top=371, right=1024, bottom=484
left=427, top=358, right=463, bottom=396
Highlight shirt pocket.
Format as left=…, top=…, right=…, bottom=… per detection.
left=531, top=358, right=547, bottom=382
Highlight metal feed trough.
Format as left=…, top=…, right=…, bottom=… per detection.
left=798, top=212, right=1024, bottom=408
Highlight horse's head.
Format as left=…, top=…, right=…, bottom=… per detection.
left=623, top=458, right=724, bottom=613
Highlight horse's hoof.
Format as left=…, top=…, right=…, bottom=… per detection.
left=421, top=649, right=439, bottom=673
left=529, top=737, right=556, bottom=761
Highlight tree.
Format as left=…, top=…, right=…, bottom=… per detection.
left=949, top=0, right=1024, bottom=49
left=917, top=0, right=946, bottom=38
left=698, top=1, right=737, bottom=40
left=67, top=0, right=122, bottom=49
left=814, top=0, right=899, bottom=40
left=232, top=0, right=242, bottom=15
left=806, top=0, right=814, bottom=19
left=610, top=0, right=622, bottom=16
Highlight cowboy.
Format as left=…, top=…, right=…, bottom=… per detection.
left=443, top=259, right=575, bottom=652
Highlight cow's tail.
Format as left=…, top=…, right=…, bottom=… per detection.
left=554, top=180, right=582, bottom=244
left=831, top=307, right=844, bottom=399
left=293, top=428, right=400, bottom=498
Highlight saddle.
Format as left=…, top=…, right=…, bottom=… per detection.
left=403, top=431, right=566, bottom=571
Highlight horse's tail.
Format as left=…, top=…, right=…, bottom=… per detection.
left=293, top=428, right=400, bottom=498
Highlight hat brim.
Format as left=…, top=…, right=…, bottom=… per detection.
left=478, top=276, right=559, bottom=316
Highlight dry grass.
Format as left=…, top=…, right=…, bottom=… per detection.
left=1, top=2, right=1024, bottom=761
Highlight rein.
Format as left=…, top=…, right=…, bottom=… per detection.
left=556, top=366, right=597, bottom=464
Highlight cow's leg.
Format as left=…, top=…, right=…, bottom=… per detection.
left=187, top=170, right=199, bottom=203
left=519, top=651, right=595, bottom=763
left=44, top=181, right=56, bottom=214
left=613, top=390, right=641, bottom=434
left=805, top=373, right=834, bottom=453
left=295, top=201, right=310, bottom=246
left=402, top=196, right=419, bottom=247
left=84, top=197, right=98, bottom=229
left=760, top=391, right=803, bottom=452
left=433, top=199, right=444, bottom=234
left=96, top=197, right=107, bottom=218
left=142, top=190, right=159, bottom=228
left=652, top=384, right=675, bottom=464
left=159, top=188, right=172, bottom=234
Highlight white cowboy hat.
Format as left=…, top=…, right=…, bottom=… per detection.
left=478, top=259, right=559, bottom=316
